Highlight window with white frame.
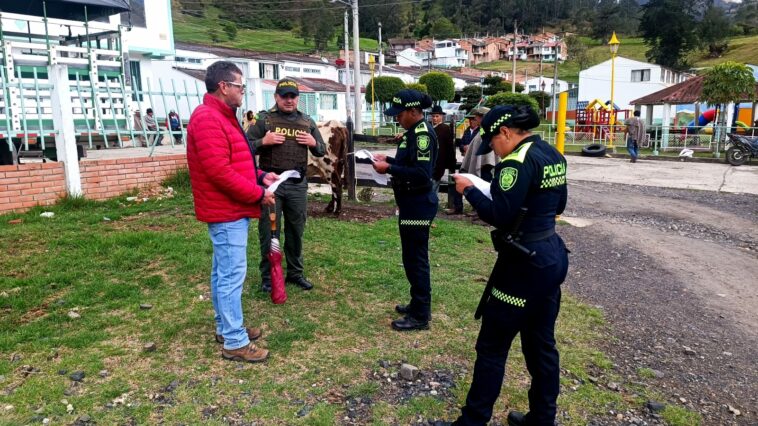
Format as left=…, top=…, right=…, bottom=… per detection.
left=320, top=94, right=337, bottom=110
left=304, top=68, right=321, bottom=74
left=285, top=66, right=301, bottom=72
left=631, top=69, right=650, bottom=82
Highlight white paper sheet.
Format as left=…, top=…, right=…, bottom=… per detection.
left=355, top=149, right=389, bottom=185
left=454, top=173, right=492, bottom=200
left=267, top=170, right=301, bottom=193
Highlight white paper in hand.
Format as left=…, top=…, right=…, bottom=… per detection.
left=355, top=149, right=389, bottom=185
left=455, top=173, right=492, bottom=200
left=267, top=170, right=301, bottom=193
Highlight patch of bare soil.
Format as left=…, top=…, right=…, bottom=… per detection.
left=307, top=200, right=396, bottom=223
left=562, top=182, right=758, bottom=425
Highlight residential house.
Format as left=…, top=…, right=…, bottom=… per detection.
left=578, top=56, right=693, bottom=119
left=458, top=38, right=500, bottom=65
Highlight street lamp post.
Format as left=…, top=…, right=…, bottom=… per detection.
left=541, top=80, right=546, bottom=119
left=343, top=9, right=352, bottom=124
left=608, top=31, right=620, bottom=150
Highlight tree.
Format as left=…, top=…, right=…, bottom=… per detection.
left=700, top=62, right=756, bottom=146
left=221, top=21, right=238, bottom=41
left=430, top=18, right=459, bottom=39
left=207, top=28, right=221, bottom=43
left=528, top=90, right=551, bottom=115
left=734, top=0, right=758, bottom=35
left=565, top=35, right=591, bottom=70
left=459, top=85, right=484, bottom=112
left=482, top=76, right=522, bottom=95
left=406, top=83, right=428, bottom=93
left=484, top=92, right=539, bottom=112
left=418, top=72, right=455, bottom=104
left=296, top=1, right=339, bottom=52
left=699, top=4, right=733, bottom=58
left=365, top=76, right=406, bottom=104
left=639, top=0, right=699, bottom=70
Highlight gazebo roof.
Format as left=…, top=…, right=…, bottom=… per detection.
left=631, top=75, right=758, bottom=105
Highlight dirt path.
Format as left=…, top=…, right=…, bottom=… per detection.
left=562, top=182, right=758, bottom=425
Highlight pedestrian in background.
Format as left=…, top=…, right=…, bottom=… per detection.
left=624, top=110, right=646, bottom=163
left=430, top=105, right=455, bottom=202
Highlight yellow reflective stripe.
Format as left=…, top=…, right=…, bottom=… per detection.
left=400, top=219, right=431, bottom=226
left=491, top=288, right=526, bottom=307
left=500, top=142, right=533, bottom=164
left=415, top=122, right=429, bottom=134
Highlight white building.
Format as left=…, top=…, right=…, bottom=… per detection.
left=431, top=40, right=468, bottom=68
left=523, top=77, right=570, bottom=94
left=578, top=57, right=691, bottom=117
left=396, top=48, right=432, bottom=68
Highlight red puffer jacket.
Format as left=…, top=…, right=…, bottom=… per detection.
left=187, top=94, right=266, bottom=223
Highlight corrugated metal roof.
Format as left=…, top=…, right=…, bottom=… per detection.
left=631, top=75, right=758, bottom=105
left=175, top=42, right=334, bottom=66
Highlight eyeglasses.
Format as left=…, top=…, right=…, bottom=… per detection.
left=224, top=81, right=246, bottom=91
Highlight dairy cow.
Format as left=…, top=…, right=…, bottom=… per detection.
left=307, top=120, right=348, bottom=214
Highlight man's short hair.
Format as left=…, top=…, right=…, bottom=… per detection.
left=205, top=61, right=243, bottom=93
left=633, top=110, right=641, bottom=117
left=146, top=108, right=153, bottom=114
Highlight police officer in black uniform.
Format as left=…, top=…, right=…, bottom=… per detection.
left=445, top=105, right=569, bottom=426
left=372, top=89, right=438, bottom=331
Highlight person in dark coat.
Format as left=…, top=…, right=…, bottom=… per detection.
left=430, top=105, right=456, bottom=206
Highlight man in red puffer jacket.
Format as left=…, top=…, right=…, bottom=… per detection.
left=187, top=61, right=277, bottom=363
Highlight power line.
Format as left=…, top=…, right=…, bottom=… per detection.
left=176, top=0, right=420, bottom=13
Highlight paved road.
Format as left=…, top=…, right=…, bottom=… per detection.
left=85, top=145, right=758, bottom=195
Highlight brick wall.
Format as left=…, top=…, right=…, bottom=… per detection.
left=0, top=154, right=187, bottom=215
left=0, top=163, right=67, bottom=213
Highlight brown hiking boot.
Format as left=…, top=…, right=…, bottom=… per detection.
left=221, top=343, right=269, bottom=363
left=215, top=327, right=262, bottom=344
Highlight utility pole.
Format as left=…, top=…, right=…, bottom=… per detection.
left=343, top=9, right=352, bottom=124
left=512, top=20, right=517, bottom=93
left=538, top=42, right=543, bottom=92
left=351, top=0, right=362, bottom=133
left=378, top=21, right=383, bottom=76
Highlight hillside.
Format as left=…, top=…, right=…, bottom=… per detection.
left=475, top=35, right=758, bottom=83
left=172, top=7, right=378, bottom=55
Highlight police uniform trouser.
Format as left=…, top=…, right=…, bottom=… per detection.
left=457, top=235, right=569, bottom=426
left=258, top=179, right=308, bottom=282
left=397, top=192, right=437, bottom=321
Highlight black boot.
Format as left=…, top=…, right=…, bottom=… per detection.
left=260, top=280, right=271, bottom=293
left=391, top=315, right=429, bottom=331
left=286, top=276, right=314, bottom=290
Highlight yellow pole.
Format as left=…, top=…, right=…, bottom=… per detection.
left=556, top=91, right=568, bottom=154
left=371, top=76, right=376, bottom=135
left=609, top=52, right=616, bottom=149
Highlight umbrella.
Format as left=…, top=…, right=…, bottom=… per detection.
left=269, top=210, right=287, bottom=304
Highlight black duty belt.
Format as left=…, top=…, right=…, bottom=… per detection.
left=517, top=228, right=555, bottom=243
left=391, top=179, right=432, bottom=195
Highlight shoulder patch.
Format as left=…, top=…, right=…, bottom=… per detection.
left=499, top=167, right=518, bottom=191
left=501, top=141, right=533, bottom=164
left=417, top=134, right=430, bottom=151
left=414, top=121, right=429, bottom=134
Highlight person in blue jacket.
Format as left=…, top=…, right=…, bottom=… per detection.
left=372, top=89, right=438, bottom=331
left=441, top=104, right=570, bottom=426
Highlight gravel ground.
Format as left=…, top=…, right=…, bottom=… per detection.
left=561, top=182, right=758, bottom=425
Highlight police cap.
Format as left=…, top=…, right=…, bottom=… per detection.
left=476, top=105, right=540, bottom=155
left=276, top=78, right=299, bottom=96
left=385, top=89, right=433, bottom=116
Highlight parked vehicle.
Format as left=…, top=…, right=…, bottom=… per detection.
left=725, top=134, right=758, bottom=166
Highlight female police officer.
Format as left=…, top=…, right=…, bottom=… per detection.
left=372, top=89, right=438, bottom=331
left=447, top=105, right=569, bottom=426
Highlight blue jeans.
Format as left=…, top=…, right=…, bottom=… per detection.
left=626, top=137, right=639, bottom=160
left=208, top=218, right=251, bottom=351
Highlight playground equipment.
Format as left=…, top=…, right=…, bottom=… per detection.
left=575, top=99, right=629, bottom=141
left=686, top=108, right=717, bottom=132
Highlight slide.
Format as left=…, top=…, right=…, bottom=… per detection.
left=686, top=108, right=717, bottom=132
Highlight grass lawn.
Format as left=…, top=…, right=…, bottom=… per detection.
left=173, top=8, right=378, bottom=54
left=0, top=171, right=696, bottom=424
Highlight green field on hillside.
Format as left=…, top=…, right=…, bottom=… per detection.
left=173, top=9, right=378, bottom=54
left=475, top=35, right=758, bottom=83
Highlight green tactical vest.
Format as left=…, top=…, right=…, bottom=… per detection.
left=258, top=112, right=311, bottom=171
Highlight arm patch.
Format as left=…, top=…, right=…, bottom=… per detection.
left=499, top=167, right=518, bottom=191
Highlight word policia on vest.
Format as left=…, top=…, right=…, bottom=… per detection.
left=541, top=162, right=567, bottom=189
left=274, top=127, right=307, bottom=138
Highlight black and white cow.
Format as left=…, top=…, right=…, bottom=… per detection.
left=307, top=120, right=348, bottom=214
